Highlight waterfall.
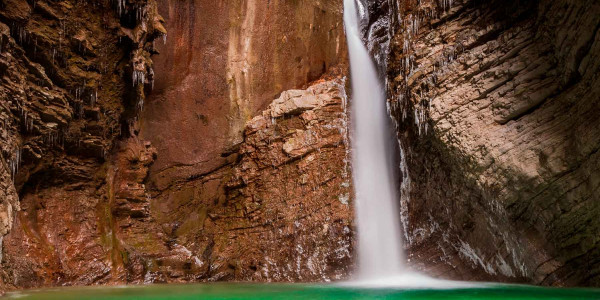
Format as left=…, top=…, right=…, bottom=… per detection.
left=344, top=0, right=404, bottom=280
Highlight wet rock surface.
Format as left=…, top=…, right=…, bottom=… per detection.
left=374, top=0, right=600, bottom=287
left=140, top=0, right=347, bottom=189
left=145, top=78, right=354, bottom=282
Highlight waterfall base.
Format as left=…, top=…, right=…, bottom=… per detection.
left=344, top=273, right=476, bottom=288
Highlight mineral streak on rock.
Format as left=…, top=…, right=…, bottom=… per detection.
left=140, top=0, right=348, bottom=189
left=141, top=78, right=354, bottom=283
left=0, top=0, right=353, bottom=291
left=2, top=67, right=354, bottom=287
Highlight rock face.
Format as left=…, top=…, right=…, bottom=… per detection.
left=140, top=0, right=347, bottom=188
left=4, top=77, right=353, bottom=287
left=372, top=0, right=600, bottom=287
left=2, top=0, right=599, bottom=292
left=0, top=0, right=165, bottom=290
left=143, top=78, right=353, bottom=282
left=0, top=0, right=352, bottom=290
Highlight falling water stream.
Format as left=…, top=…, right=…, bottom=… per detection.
left=344, top=0, right=405, bottom=280
left=342, top=0, right=466, bottom=288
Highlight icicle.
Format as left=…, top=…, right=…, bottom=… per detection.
left=137, top=96, right=144, bottom=111
left=8, top=147, right=22, bottom=181
left=117, top=0, right=124, bottom=17
left=133, top=70, right=145, bottom=86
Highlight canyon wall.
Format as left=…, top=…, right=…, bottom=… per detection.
left=0, top=0, right=352, bottom=290
left=0, top=0, right=165, bottom=289
left=1, top=0, right=599, bottom=292
left=140, top=0, right=347, bottom=195
left=374, top=0, right=600, bottom=286
left=134, top=0, right=353, bottom=283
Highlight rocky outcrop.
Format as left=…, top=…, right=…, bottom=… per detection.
left=376, top=0, right=600, bottom=287
left=4, top=0, right=597, bottom=291
left=129, top=0, right=353, bottom=283
left=144, top=78, right=353, bottom=282
left=0, top=157, right=18, bottom=292
left=3, top=76, right=353, bottom=287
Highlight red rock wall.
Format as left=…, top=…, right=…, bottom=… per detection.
left=141, top=0, right=347, bottom=188
left=0, top=0, right=353, bottom=290
left=0, top=0, right=164, bottom=289
left=5, top=0, right=597, bottom=291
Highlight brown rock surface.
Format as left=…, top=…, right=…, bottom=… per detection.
left=4, top=77, right=353, bottom=287
left=0, top=0, right=352, bottom=287
left=3, top=0, right=599, bottom=292
left=140, top=0, right=347, bottom=189
left=375, top=0, right=600, bottom=286
left=145, top=78, right=354, bottom=282
left=0, top=0, right=166, bottom=290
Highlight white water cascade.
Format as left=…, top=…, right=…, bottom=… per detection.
left=344, top=0, right=405, bottom=280
left=342, top=1, right=473, bottom=289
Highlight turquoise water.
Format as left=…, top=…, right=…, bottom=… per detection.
left=5, top=283, right=600, bottom=300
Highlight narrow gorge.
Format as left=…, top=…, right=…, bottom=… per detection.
left=0, top=0, right=599, bottom=295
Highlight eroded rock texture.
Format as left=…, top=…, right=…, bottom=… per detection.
left=6, top=78, right=353, bottom=287
left=144, top=78, right=353, bottom=282
left=141, top=0, right=347, bottom=188
left=130, top=0, right=353, bottom=283
left=376, top=0, right=600, bottom=286
left=0, top=0, right=165, bottom=290
left=0, top=0, right=353, bottom=291
left=2, top=0, right=597, bottom=292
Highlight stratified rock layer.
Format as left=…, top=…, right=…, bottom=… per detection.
left=3, top=0, right=598, bottom=291
left=146, top=78, right=353, bottom=282
left=377, top=0, right=600, bottom=286
left=0, top=0, right=165, bottom=290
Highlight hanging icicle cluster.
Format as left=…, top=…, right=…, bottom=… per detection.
left=42, top=129, right=64, bottom=148
left=10, top=23, right=29, bottom=46
left=132, top=69, right=145, bottom=87
left=111, top=0, right=165, bottom=117
left=72, top=85, right=99, bottom=118
left=133, top=3, right=148, bottom=23
left=440, top=0, right=454, bottom=12
left=391, top=0, right=458, bottom=136
left=115, top=0, right=126, bottom=17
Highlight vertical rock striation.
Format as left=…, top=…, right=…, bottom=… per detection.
left=141, top=0, right=347, bottom=188
left=4, top=0, right=597, bottom=290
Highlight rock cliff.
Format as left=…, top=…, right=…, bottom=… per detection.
left=0, top=0, right=352, bottom=290
left=0, top=0, right=165, bottom=289
left=371, top=0, right=600, bottom=286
